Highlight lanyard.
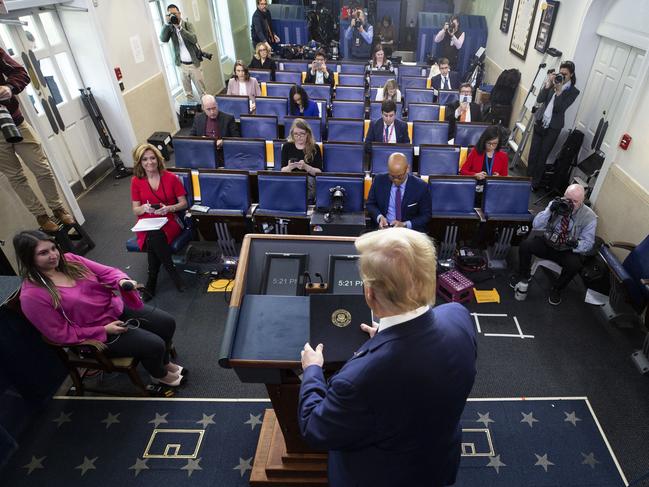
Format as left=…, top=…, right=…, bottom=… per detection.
left=484, top=154, right=494, bottom=176
left=383, top=124, right=394, bottom=143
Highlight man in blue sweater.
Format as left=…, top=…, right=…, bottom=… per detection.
left=299, top=227, right=477, bottom=487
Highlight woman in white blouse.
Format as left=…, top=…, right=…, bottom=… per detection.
left=226, top=60, right=261, bottom=108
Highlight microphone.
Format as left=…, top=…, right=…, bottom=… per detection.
left=314, top=273, right=325, bottom=288
left=303, top=272, right=312, bottom=286
left=120, top=280, right=136, bottom=291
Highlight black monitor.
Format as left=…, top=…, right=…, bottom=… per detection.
left=328, top=255, right=363, bottom=295
left=260, top=253, right=308, bottom=296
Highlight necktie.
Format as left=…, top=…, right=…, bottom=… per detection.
left=384, top=125, right=389, bottom=143
left=395, top=185, right=402, bottom=221
left=444, top=77, right=449, bottom=90
left=558, top=215, right=570, bottom=244
left=460, top=107, right=467, bottom=122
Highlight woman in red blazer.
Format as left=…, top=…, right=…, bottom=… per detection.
left=460, top=125, right=509, bottom=179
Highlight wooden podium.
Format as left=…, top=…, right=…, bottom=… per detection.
left=218, top=235, right=360, bottom=486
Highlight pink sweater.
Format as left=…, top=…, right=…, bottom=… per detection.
left=20, top=254, right=143, bottom=344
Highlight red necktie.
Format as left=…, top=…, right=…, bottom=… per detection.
left=558, top=215, right=570, bottom=244
left=395, top=185, right=402, bottom=221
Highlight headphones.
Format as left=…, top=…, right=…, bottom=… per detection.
left=38, top=272, right=76, bottom=326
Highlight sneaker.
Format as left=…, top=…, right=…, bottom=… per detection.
left=153, top=371, right=184, bottom=387
left=36, top=214, right=59, bottom=233
left=548, top=287, right=562, bottom=305
left=509, top=274, right=530, bottom=289
left=53, top=208, right=75, bottom=225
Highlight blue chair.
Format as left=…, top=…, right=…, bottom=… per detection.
left=222, top=138, right=266, bottom=171
left=339, top=63, right=366, bottom=74
left=273, top=139, right=284, bottom=171
left=400, top=76, right=428, bottom=90
left=369, top=73, right=394, bottom=88
left=240, top=115, right=278, bottom=140
left=198, top=170, right=251, bottom=215
left=482, top=178, right=532, bottom=221
left=215, top=95, right=249, bottom=121
left=265, top=82, right=294, bottom=98
left=302, top=83, right=332, bottom=103
left=338, top=74, right=365, bottom=86
left=332, top=100, right=365, bottom=119
left=254, top=172, right=309, bottom=234
left=327, top=118, right=364, bottom=143
left=256, top=97, right=288, bottom=126
left=397, top=64, right=427, bottom=78
left=335, top=85, right=365, bottom=101
left=323, top=142, right=364, bottom=173
left=408, top=103, right=440, bottom=122
left=370, top=101, right=403, bottom=120
left=455, top=123, right=490, bottom=147
left=413, top=121, right=449, bottom=146
left=315, top=174, right=365, bottom=212
left=429, top=177, right=478, bottom=218
left=173, top=136, right=217, bottom=169
left=418, top=145, right=460, bottom=175
left=284, top=115, right=322, bottom=142
left=405, top=88, right=435, bottom=106
left=274, top=71, right=302, bottom=85
left=369, top=87, right=379, bottom=100
left=370, top=144, right=414, bottom=174
left=250, top=69, right=272, bottom=83
left=280, top=61, right=308, bottom=72
left=437, top=90, right=459, bottom=105
left=168, top=168, right=195, bottom=207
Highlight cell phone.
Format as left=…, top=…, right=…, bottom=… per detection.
left=288, top=158, right=298, bottom=164
left=150, top=204, right=162, bottom=210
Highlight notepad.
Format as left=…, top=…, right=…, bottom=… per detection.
left=131, top=218, right=168, bottom=232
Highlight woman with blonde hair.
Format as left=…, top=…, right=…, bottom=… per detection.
left=130, top=143, right=188, bottom=299
left=281, top=118, right=322, bottom=202
left=375, top=78, right=402, bottom=102
left=249, top=42, right=276, bottom=80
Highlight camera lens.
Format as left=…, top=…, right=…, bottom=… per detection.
left=554, top=73, right=564, bottom=84
left=0, top=106, right=22, bottom=143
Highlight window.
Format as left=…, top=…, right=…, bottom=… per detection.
left=211, top=0, right=235, bottom=60
left=149, top=0, right=181, bottom=93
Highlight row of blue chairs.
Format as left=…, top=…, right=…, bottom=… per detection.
left=171, top=169, right=532, bottom=225
left=272, top=60, right=429, bottom=78
left=174, top=136, right=478, bottom=175
left=254, top=70, right=430, bottom=91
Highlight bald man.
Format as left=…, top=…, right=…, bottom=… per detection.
left=189, top=95, right=239, bottom=163
left=511, top=184, right=597, bottom=305
left=366, top=153, right=432, bottom=232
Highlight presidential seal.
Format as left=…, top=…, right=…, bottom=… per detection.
left=331, top=309, right=352, bottom=328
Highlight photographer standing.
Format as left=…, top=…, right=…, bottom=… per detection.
left=0, top=47, right=75, bottom=233
left=528, top=61, right=579, bottom=191
left=160, top=4, right=206, bottom=101
left=304, top=50, right=333, bottom=87
left=511, top=184, right=597, bottom=306
left=344, top=9, right=373, bottom=61
left=251, top=0, right=280, bottom=48
left=434, top=15, right=464, bottom=70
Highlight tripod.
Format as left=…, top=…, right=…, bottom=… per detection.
left=79, top=87, right=132, bottom=179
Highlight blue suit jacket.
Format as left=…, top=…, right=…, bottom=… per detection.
left=431, top=71, right=461, bottom=91
left=365, top=173, right=432, bottom=232
left=299, top=304, right=477, bottom=487
left=364, top=118, right=410, bottom=153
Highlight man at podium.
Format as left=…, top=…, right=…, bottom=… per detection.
left=299, top=228, right=477, bottom=486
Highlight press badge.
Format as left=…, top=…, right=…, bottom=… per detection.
left=356, top=37, right=360, bottom=46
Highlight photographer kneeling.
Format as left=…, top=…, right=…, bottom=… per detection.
left=511, top=184, right=597, bottom=305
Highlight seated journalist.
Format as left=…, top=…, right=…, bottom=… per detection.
left=366, top=152, right=431, bottom=232
left=304, top=50, right=334, bottom=87
left=446, top=82, right=483, bottom=142
left=15, top=230, right=186, bottom=387
left=190, top=94, right=239, bottom=164
left=299, top=227, right=477, bottom=487
left=511, top=184, right=597, bottom=305
left=364, top=99, right=409, bottom=153
left=281, top=118, right=322, bottom=203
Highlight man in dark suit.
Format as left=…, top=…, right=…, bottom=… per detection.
left=190, top=94, right=239, bottom=165
left=528, top=61, right=580, bottom=190
left=430, top=57, right=460, bottom=91
left=299, top=227, right=477, bottom=487
left=251, top=0, right=279, bottom=48
left=365, top=153, right=431, bottom=232
left=304, top=50, right=334, bottom=87
left=364, top=99, right=410, bottom=153
left=446, top=82, right=483, bottom=142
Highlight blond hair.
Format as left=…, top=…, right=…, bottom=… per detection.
left=254, top=42, right=271, bottom=60
left=132, top=143, right=166, bottom=178
left=287, top=118, right=317, bottom=165
left=355, top=228, right=437, bottom=313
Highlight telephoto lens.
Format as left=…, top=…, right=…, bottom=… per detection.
left=0, top=106, right=22, bottom=143
left=169, top=13, right=180, bottom=25
left=554, top=73, right=564, bottom=84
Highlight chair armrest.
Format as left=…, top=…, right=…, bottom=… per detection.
left=607, top=241, right=636, bottom=252
left=474, top=207, right=486, bottom=223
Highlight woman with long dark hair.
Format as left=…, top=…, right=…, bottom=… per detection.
left=14, top=230, right=185, bottom=387
left=367, top=45, right=393, bottom=72
left=288, top=84, right=320, bottom=117
left=131, top=143, right=188, bottom=299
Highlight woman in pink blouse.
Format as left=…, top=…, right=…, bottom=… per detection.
left=15, top=230, right=185, bottom=387
left=226, top=60, right=261, bottom=109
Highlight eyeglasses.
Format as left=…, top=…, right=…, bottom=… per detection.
left=259, top=48, right=268, bottom=52
left=293, top=131, right=307, bottom=138
left=485, top=141, right=499, bottom=147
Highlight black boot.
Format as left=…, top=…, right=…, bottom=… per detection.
left=142, top=271, right=158, bottom=302
left=169, top=267, right=185, bottom=292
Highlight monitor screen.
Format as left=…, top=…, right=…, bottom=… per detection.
left=260, top=253, right=308, bottom=296
left=328, top=255, right=363, bottom=295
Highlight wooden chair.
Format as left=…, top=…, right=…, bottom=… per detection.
left=42, top=337, right=150, bottom=396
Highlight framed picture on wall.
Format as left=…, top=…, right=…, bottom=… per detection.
left=534, top=0, right=560, bottom=53
left=509, top=0, right=539, bottom=60
left=500, top=0, right=516, bottom=33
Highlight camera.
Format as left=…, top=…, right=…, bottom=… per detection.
left=551, top=197, right=573, bottom=216
left=329, top=186, right=346, bottom=212
left=197, top=50, right=213, bottom=61
left=169, top=13, right=180, bottom=25
left=0, top=105, right=22, bottom=143
left=554, top=73, right=564, bottom=84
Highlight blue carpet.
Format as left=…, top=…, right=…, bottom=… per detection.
left=0, top=397, right=626, bottom=487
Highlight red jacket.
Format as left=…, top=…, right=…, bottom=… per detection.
left=0, top=48, right=31, bottom=125
left=460, top=148, right=508, bottom=176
